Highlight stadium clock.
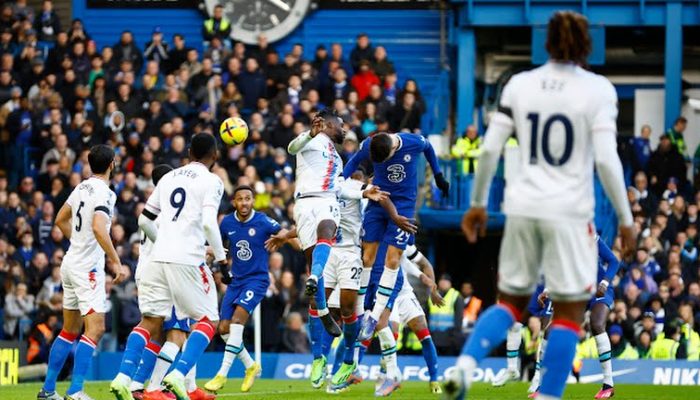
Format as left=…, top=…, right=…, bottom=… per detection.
left=205, top=0, right=311, bottom=44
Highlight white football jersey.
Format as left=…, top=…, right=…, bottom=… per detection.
left=136, top=218, right=158, bottom=273
left=145, top=162, right=224, bottom=266
left=336, top=178, right=366, bottom=248
left=499, top=62, right=618, bottom=221
left=293, top=131, right=343, bottom=198
left=62, top=177, right=116, bottom=269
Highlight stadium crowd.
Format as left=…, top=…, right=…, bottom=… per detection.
left=2, top=0, right=699, bottom=374
left=0, top=0, right=429, bottom=364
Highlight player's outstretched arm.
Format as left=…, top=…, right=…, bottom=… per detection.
left=93, top=212, right=125, bottom=283
left=342, top=139, right=369, bottom=179
left=379, top=196, right=417, bottom=234
left=138, top=213, right=158, bottom=242
left=287, top=130, right=313, bottom=155
left=265, top=226, right=297, bottom=252
left=203, top=206, right=227, bottom=263
left=423, top=141, right=449, bottom=197
left=54, top=203, right=73, bottom=240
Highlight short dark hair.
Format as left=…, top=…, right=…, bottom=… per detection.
left=675, top=116, right=687, bottom=125
left=369, top=132, right=393, bottom=163
left=189, top=133, right=218, bottom=161
left=233, top=185, right=254, bottom=197
left=316, top=108, right=342, bottom=125
left=152, top=164, right=173, bottom=185
left=88, top=145, right=115, bottom=174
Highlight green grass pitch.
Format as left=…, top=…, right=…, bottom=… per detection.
left=4, top=380, right=700, bottom=399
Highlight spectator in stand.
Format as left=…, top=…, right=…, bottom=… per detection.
left=165, top=34, right=188, bottom=75
left=372, top=45, right=395, bottom=81
left=351, top=60, right=380, bottom=101
left=12, top=0, right=35, bottom=24
left=281, top=312, right=309, bottom=353
left=321, top=43, right=352, bottom=86
left=143, top=27, right=169, bottom=68
left=312, top=44, right=328, bottom=72
left=4, top=282, right=35, bottom=338
left=632, top=124, right=653, bottom=174
left=40, top=135, right=75, bottom=173
left=34, top=0, right=60, bottom=42
left=67, top=18, right=89, bottom=44
left=460, top=281, right=482, bottom=332
left=429, top=274, right=464, bottom=355
left=451, top=125, right=482, bottom=174
left=324, top=67, right=350, bottom=106
left=633, top=172, right=658, bottom=216
left=202, top=4, right=231, bottom=43
left=248, top=34, right=272, bottom=67
left=350, top=33, right=373, bottom=73
left=648, top=134, right=686, bottom=196
left=239, top=58, right=266, bottom=111
left=390, top=92, right=422, bottom=133
left=113, top=31, right=144, bottom=76
left=666, top=116, right=689, bottom=161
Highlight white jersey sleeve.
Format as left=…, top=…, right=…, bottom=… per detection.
left=63, top=177, right=115, bottom=268
left=294, top=132, right=343, bottom=198
left=149, top=163, right=225, bottom=266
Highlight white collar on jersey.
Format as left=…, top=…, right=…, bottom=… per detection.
left=189, top=161, right=209, bottom=170
left=234, top=209, right=256, bottom=223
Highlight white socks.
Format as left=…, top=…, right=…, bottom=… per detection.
left=371, top=267, right=399, bottom=321
left=456, top=355, right=477, bottom=388
left=218, top=324, right=254, bottom=377
left=506, top=322, right=523, bottom=371
left=147, top=341, right=180, bottom=391
left=358, top=267, right=372, bottom=314
left=594, top=333, right=613, bottom=387
left=185, top=364, right=197, bottom=392
left=378, top=327, right=401, bottom=381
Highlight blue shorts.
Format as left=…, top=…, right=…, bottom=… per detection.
left=220, top=278, right=268, bottom=318
left=362, top=201, right=416, bottom=250
left=587, top=286, right=615, bottom=310
left=527, top=284, right=553, bottom=318
left=163, top=307, right=193, bottom=332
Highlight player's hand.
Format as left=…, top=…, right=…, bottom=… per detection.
left=596, top=280, right=609, bottom=298
left=363, top=186, right=390, bottom=202
left=265, top=232, right=288, bottom=252
left=217, top=260, right=233, bottom=285
left=310, top=116, right=324, bottom=137
left=435, top=173, right=450, bottom=198
left=391, top=215, right=418, bottom=235
left=537, top=292, right=548, bottom=308
left=619, top=225, right=637, bottom=261
left=430, top=289, right=445, bottom=307
left=462, top=207, right=487, bottom=243
left=112, top=263, right=128, bottom=284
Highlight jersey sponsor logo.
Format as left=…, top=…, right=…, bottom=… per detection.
left=88, top=268, right=97, bottom=290
left=199, top=264, right=211, bottom=294
left=236, top=240, right=252, bottom=261
left=387, top=164, right=406, bottom=183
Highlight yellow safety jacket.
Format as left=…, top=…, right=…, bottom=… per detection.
left=397, top=326, right=423, bottom=352
left=428, top=288, right=459, bottom=332
left=204, top=18, right=231, bottom=36
left=576, top=337, right=599, bottom=359
left=522, top=328, right=541, bottom=357
left=681, top=324, right=700, bottom=361
left=451, top=137, right=482, bottom=174
left=615, top=343, right=640, bottom=360
left=650, top=337, right=679, bottom=360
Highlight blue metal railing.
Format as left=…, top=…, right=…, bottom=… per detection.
left=421, top=69, right=451, bottom=135
left=426, top=159, right=504, bottom=212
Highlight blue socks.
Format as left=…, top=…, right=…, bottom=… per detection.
left=315, top=276, right=328, bottom=310
left=66, top=335, right=98, bottom=395
left=342, top=314, right=359, bottom=364
left=43, top=330, right=78, bottom=392
left=174, top=321, right=215, bottom=376
left=132, top=341, right=161, bottom=385
left=418, top=330, right=439, bottom=382
left=310, top=240, right=333, bottom=278
left=461, top=304, right=516, bottom=362
left=539, top=321, right=579, bottom=398
left=309, top=310, right=324, bottom=359
left=332, top=338, right=345, bottom=374
left=117, top=326, right=151, bottom=379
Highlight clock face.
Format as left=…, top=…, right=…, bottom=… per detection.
left=206, top=0, right=311, bottom=45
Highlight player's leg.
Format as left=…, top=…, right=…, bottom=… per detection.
left=146, top=328, right=186, bottom=397
left=528, top=320, right=550, bottom=396
left=66, top=311, right=105, bottom=397
left=39, top=307, right=82, bottom=399
left=376, top=324, right=402, bottom=396
left=590, top=302, right=614, bottom=399
left=536, top=219, right=597, bottom=400
left=444, top=216, right=539, bottom=399
left=330, top=288, right=360, bottom=388
left=205, top=282, right=239, bottom=390
left=359, top=241, right=379, bottom=312
left=129, top=340, right=162, bottom=394
left=307, top=218, right=337, bottom=292
left=406, top=312, right=441, bottom=394
left=163, top=263, right=220, bottom=400
left=310, top=286, right=336, bottom=389
left=493, top=322, right=523, bottom=387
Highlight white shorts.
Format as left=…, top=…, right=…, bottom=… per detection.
left=498, top=215, right=597, bottom=301
left=293, top=197, right=340, bottom=250
left=138, top=261, right=219, bottom=322
left=324, top=246, right=362, bottom=291
left=327, top=287, right=340, bottom=309
left=61, top=261, right=107, bottom=316
left=390, top=290, right=425, bottom=325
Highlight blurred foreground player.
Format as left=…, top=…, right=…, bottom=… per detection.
left=444, top=11, right=635, bottom=400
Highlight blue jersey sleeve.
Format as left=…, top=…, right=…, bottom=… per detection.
left=598, top=238, right=620, bottom=282
left=343, top=138, right=370, bottom=178
left=422, top=140, right=442, bottom=177
left=264, top=215, right=282, bottom=236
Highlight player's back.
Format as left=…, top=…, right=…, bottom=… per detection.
left=294, top=132, right=343, bottom=198
left=503, top=62, right=617, bottom=221
left=371, top=133, right=429, bottom=202
left=63, top=177, right=115, bottom=267
left=149, top=162, right=224, bottom=266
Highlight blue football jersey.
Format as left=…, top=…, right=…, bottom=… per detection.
left=344, top=133, right=442, bottom=202
left=219, top=210, right=281, bottom=280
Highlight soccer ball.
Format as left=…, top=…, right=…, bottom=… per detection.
left=219, top=117, right=249, bottom=146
